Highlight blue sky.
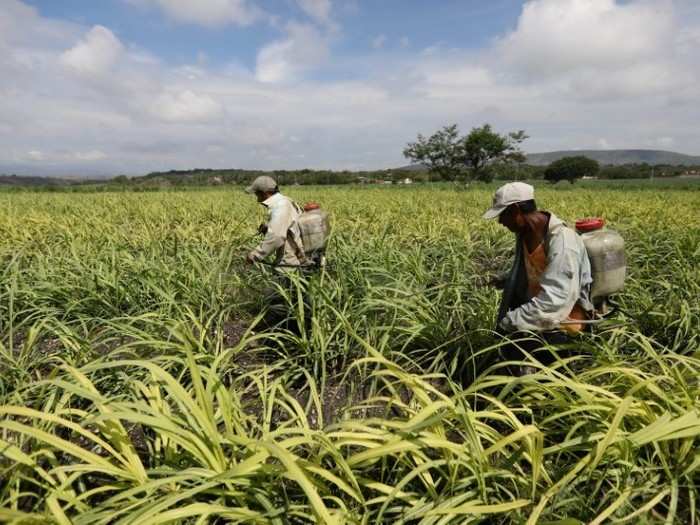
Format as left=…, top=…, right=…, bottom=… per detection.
left=25, top=1, right=524, bottom=70
left=1, top=0, right=700, bottom=176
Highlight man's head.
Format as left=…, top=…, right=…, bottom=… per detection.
left=483, top=182, right=537, bottom=233
left=245, top=176, right=279, bottom=203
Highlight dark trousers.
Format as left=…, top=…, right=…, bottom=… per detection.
left=260, top=270, right=312, bottom=334
left=499, top=331, right=577, bottom=374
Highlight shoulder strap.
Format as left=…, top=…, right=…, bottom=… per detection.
left=287, top=198, right=303, bottom=215
left=497, top=235, right=523, bottom=327
left=286, top=230, right=307, bottom=263
left=284, top=199, right=309, bottom=265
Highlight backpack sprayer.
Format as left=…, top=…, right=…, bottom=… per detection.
left=255, top=201, right=331, bottom=269
left=494, top=216, right=627, bottom=331
left=296, top=202, right=331, bottom=268
left=559, top=218, right=626, bottom=327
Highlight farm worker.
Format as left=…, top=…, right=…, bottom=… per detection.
left=483, top=182, right=594, bottom=335
left=245, top=175, right=306, bottom=268
left=245, top=175, right=309, bottom=330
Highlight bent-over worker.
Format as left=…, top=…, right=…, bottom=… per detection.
left=245, top=176, right=309, bottom=331
left=245, top=175, right=306, bottom=268
left=483, top=182, right=594, bottom=336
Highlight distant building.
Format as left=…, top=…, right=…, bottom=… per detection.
left=400, top=178, right=414, bottom=184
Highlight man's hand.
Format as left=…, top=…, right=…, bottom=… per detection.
left=245, top=252, right=256, bottom=265
left=498, top=315, right=516, bottom=332
left=257, top=223, right=268, bottom=235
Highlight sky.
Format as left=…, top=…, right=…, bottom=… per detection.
left=1, top=0, right=699, bottom=176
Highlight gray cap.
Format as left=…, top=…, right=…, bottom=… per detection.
left=482, top=182, right=535, bottom=219
left=245, top=175, right=278, bottom=194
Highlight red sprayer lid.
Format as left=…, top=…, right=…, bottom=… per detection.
left=575, top=217, right=605, bottom=233
left=303, top=202, right=320, bottom=211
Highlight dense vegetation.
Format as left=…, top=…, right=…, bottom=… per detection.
left=2, top=162, right=699, bottom=191
left=544, top=156, right=600, bottom=183
left=1, top=184, right=698, bottom=523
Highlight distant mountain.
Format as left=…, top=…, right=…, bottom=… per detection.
left=526, top=150, right=700, bottom=166
left=395, top=163, right=429, bottom=171
left=0, top=174, right=74, bottom=187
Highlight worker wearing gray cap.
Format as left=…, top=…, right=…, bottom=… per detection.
left=245, top=175, right=306, bottom=268
left=245, top=175, right=309, bottom=330
left=484, top=182, right=594, bottom=335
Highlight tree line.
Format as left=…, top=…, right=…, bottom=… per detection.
left=3, top=123, right=698, bottom=190
left=403, top=123, right=699, bottom=183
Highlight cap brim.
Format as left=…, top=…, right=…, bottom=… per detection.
left=244, top=185, right=255, bottom=194
left=482, top=204, right=506, bottom=220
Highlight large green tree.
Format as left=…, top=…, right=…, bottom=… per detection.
left=462, top=125, right=528, bottom=182
left=544, top=156, right=600, bottom=184
left=402, top=124, right=465, bottom=181
left=404, top=123, right=528, bottom=182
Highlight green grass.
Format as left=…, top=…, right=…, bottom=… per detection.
left=0, top=185, right=698, bottom=523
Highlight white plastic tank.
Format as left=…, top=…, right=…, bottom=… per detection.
left=298, top=203, right=330, bottom=253
left=576, top=218, right=626, bottom=303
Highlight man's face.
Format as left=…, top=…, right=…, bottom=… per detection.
left=498, top=204, right=521, bottom=233
left=255, top=191, right=267, bottom=203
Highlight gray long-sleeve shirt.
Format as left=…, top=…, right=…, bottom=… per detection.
left=248, top=192, right=305, bottom=267
left=499, top=213, right=594, bottom=332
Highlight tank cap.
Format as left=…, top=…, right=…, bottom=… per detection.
left=576, top=217, right=605, bottom=233
left=303, top=202, right=320, bottom=211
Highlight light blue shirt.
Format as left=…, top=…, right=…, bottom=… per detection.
left=249, top=192, right=304, bottom=267
left=500, top=214, right=594, bottom=332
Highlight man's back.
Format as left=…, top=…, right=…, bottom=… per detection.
left=249, top=192, right=304, bottom=267
left=499, top=212, right=594, bottom=332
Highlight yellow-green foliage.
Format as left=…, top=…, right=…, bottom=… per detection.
left=0, top=184, right=698, bottom=524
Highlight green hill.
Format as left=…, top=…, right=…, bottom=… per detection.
left=526, top=149, right=700, bottom=166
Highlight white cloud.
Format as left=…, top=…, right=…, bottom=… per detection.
left=0, top=0, right=80, bottom=48
left=421, top=63, right=493, bottom=90
left=151, top=90, right=223, bottom=122
left=125, top=0, right=263, bottom=27
left=372, top=34, right=387, bottom=49
left=255, top=22, right=329, bottom=83
left=499, top=0, right=674, bottom=76
left=19, top=148, right=107, bottom=163
left=60, top=25, right=124, bottom=76
left=27, top=150, right=45, bottom=161
left=73, top=150, right=108, bottom=161
left=655, top=136, right=675, bottom=148
left=487, top=0, right=699, bottom=106
left=568, top=62, right=689, bottom=100
left=296, top=0, right=332, bottom=26
left=2, top=0, right=700, bottom=177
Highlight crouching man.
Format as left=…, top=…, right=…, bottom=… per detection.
left=245, top=176, right=310, bottom=329
left=483, top=182, right=594, bottom=369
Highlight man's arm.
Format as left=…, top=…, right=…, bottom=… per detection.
left=248, top=202, right=292, bottom=262
left=500, top=231, right=582, bottom=332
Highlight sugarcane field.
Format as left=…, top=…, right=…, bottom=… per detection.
left=1, top=179, right=698, bottom=523
left=3, top=0, right=700, bottom=523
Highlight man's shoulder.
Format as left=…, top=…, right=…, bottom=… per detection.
left=546, top=213, right=583, bottom=250
left=267, top=193, right=290, bottom=208
left=268, top=194, right=299, bottom=217
left=547, top=213, right=573, bottom=236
